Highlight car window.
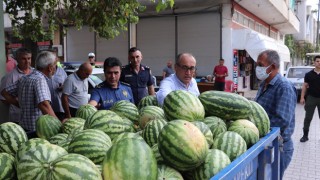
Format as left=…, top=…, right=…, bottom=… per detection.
left=287, top=68, right=313, bottom=78
left=90, top=74, right=104, bottom=85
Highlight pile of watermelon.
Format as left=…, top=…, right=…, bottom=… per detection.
left=0, top=91, right=270, bottom=180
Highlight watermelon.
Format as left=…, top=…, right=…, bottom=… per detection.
left=157, top=164, right=183, bottom=180
left=68, top=129, right=112, bottom=164
left=139, top=106, right=166, bottom=129
left=142, top=119, right=167, bottom=147
left=112, top=132, right=144, bottom=144
left=36, top=114, right=62, bottom=139
left=163, top=90, right=205, bottom=121
left=193, top=149, right=231, bottom=180
left=0, top=122, right=28, bottom=155
left=15, top=138, right=50, bottom=163
left=228, top=119, right=260, bottom=148
left=0, top=153, right=16, bottom=180
left=137, top=95, right=159, bottom=110
left=50, top=153, right=102, bottom=179
left=75, top=104, right=97, bottom=120
left=203, top=116, right=227, bottom=139
left=248, top=100, right=270, bottom=137
left=151, top=144, right=164, bottom=163
left=212, top=131, right=247, bottom=161
left=110, top=100, right=139, bottom=124
left=48, top=133, right=68, bottom=145
left=102, top=138, right=158, bottom=180
left=192, top=121, right=214, bottom=148
left=199, top=91, right=252, bottom=120
left=158, top=120, right=208, bottom=171
left=17, top=143, right=68, bottom=180
left=62, top=117, right=85, bottom=134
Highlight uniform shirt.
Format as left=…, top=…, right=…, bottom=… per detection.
left=47, top=67, right=67, bottom=112
left=304, top=69, right=320, bottom=98
left=0, top=67, right=33, bottom=123
left=120, top=64, right=154, bottom=104
left=156, top=74, right=200, bottom=106
left=213, top=65, right=228, bottom=82
left=62, top=72, right=89, bottom=109
left=90, top=81, right=134, bottom=110
left=255, top=73, right=296, bottom=142
left=163, top=66, right=174, bottom=78
left=6, top=70, right=51, bottom=131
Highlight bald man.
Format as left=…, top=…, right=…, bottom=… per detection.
left=62, top=62, right=93, bottom=118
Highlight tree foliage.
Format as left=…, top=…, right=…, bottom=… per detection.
left=4, top=0, right=174, bottom=41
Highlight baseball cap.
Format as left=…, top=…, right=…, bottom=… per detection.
left=88, top=52, right=95, bottom=57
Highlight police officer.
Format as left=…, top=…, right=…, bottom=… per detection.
left=120, top=47, right=155, bottom=105
left=89, top=57, right=134, bottom=110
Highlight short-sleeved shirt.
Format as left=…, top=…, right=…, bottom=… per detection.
left=62, top=72, right=89, bottom=109
left=156, top=74, right=200, bottom=106
left=304, top=69, right=320, bottom=98
left=213, top=65, right=228, bottom=82
left=6, top=56, right=16, bottom=73
left=0, top=67, right=33, bottom=123
left=90, top=81, right=134, bottom=110
left=6, top=70, right=51, bottom=131
left=163, top=67, right=174, bottom=78
left=120, top=64, right=154, bottom=105
left=47, top=67, right=67, bottom=112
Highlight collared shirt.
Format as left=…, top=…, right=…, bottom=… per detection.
left=255, top=73, right=297, bottom=142
left=0, top=67, right=33, bottom=123
left=156, top=74, right=200, bottom=106
left=213, top=65, right=228, bottom=82
left=62, top=72, right=89, bottom=108
left=47, top=67, right=67, bottom=112
left=120, top=64, right=154, bottom=105
left=90, top=81, right=134, bottom=110
left=6, top=70, right=51, bottom=131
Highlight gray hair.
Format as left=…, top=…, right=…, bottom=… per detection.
left=35, top=51, right=56, bottom=70
left=176, top=53, right=195, bottom=64
left=258, top=50, right=280, bottom=68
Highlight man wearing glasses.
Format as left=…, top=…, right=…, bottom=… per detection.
left=156, top=53, right=200, bottom=106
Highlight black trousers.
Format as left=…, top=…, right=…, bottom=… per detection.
left=213, top=81, right=225, bottom=91
left=69, top=107, right=78, bottom=117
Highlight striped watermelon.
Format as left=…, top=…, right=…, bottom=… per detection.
left=0, top=153, right=16, bottom=180
left=84, top=110, right=132, bottom=140
left=17, top=143, right=68, bottom=180
left=0, top=122, right=28, bottom=155
left=203, top=116, right=227, bottom=139
left=191, top=121, right=214, bottom=148
left=51, top=153, right=102, bottom=179
left=228, top=119, right=259, bottom=148
left=112, top=132, right=144, bottom=144
left=193, top=149, right=231, bottom=180
left=139, top=106, right=166, bottom=129
left=212, top=131, right=247, bottom=161
left=48, top=133, right=68, bottom=145
left=249, top=100, right=270, bottom=137
left=102, top=138, right=158, bottom=180
left=62, top=117, right=85, bottom=134
left=163, top=90, right=205, bottom=121
left=142, top=119, right=167, bottom=147
left=137, top=95, right=159, bottom=110
left=158, top=120, right=208, bottom=171
left=157, top=164, right=184, bottom=180
left=36, top=114, right=62, bottom=139
left=68, top=129, right=112, bottom=164
left=15, top=138, right=50, bottom=163
left=75, top=104, right=97, bottom=120
left=110, top=100, right=139, bottom=124
left=151, top=144, right=164, bottom=163
left=199, top=91, right=252, bottom=120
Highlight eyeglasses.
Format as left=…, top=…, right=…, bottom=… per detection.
left=89, top=56, right=94, bottom=58
left=176, top=63, right=197, bottom=72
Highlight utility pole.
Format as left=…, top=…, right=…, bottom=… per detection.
left=317, top=0, right=320, bottom=51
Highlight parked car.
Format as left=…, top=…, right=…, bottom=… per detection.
left=285, top=66, right=314, bottom=98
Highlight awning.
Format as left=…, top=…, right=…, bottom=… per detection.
left=232, top=29, right=290, bottom=62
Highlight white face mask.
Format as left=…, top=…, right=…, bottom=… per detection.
left=255, top=64, right=272, bottom=81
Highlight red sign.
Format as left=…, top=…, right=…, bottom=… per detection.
left=37, top=41, right=51, bottom=46
left=9, top=43, right=22, bottom=48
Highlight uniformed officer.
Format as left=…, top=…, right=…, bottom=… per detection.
left=120, top=47, right=155, bottom=105
left=89, top=57, right=134, bottom=110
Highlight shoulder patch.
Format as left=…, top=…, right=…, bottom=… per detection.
left=120, top=81, right=131, bottom=87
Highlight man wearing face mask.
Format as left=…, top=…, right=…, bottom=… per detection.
left=254, top=50, right=296, bottom=179
left=1, top=51, right=58, bottom=138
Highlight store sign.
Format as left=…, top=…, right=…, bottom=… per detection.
left=37, top=41, right=51, bottom=51
left=233, top=50, right=238, bottom=90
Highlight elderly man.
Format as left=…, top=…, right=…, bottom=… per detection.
left=162, top=60, right=174, bottom=79
left=62, top=62, right=93, bottom=118
left=1, top=51, right=57, bottom=136
left=156, top=53, right=200, bottom=106
left=120, top=47, right=155, bottom=105
left=0, top=47, right=33, bottom=123
left=89, top=57, right=134, bottom=110
left=254, top=50, right=296, bottom=179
